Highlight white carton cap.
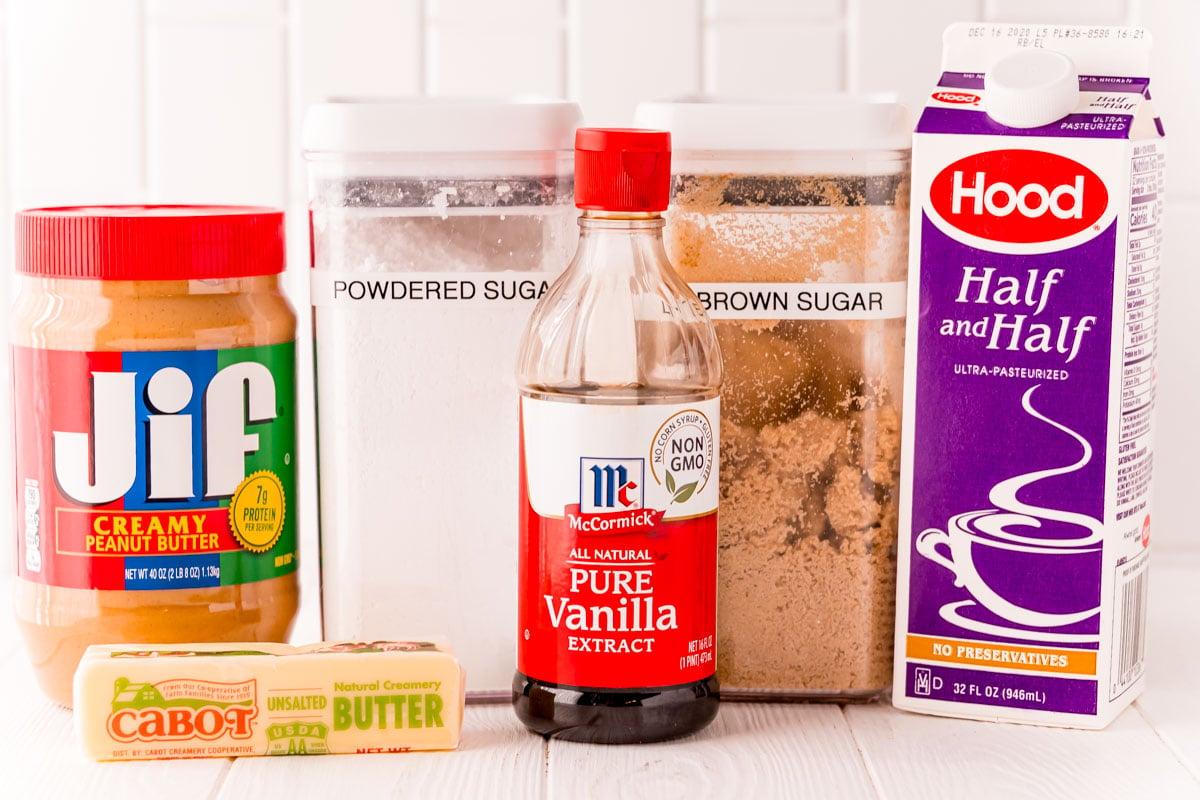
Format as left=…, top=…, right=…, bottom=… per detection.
left=984, top=50, right=1080, bottom=128
left=633, top=96, right=912, bottom=152
left=303, top=98, right=583, bottom=154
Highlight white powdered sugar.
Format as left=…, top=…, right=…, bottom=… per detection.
left=312, top=201, right=576, bottom=696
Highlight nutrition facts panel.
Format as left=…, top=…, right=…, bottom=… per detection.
left=1116, top=142, right=1163, bottom=513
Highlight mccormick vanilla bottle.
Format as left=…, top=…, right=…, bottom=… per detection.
left=514, top=129, right=723, bottom=743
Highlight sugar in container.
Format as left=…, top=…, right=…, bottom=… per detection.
left=636, top=98, right=911, bottom=699
left=303, top=100, right=582, bottom=698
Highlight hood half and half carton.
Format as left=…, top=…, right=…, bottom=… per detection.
left=894, top=24, right=1164, bottom=728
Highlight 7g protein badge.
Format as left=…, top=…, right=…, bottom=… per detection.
left=230, top=470, right=287, bottom=554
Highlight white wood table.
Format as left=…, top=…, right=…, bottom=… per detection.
left=5, top=554, right=1200, bottom=799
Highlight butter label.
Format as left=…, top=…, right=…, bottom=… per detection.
left=74, top=642, right=464, bottom=760
left=106, top=678, right=258, bottom=745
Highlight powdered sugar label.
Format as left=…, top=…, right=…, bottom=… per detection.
left=518, top=396, right=718, bottom=688
left=311, top=271, right=557, bottom=307
left=690, top=281, right=907, bottom=320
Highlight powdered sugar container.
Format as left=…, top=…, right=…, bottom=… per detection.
left=303, top=99, right=581, bottom=699
left=635, top=98, right=911, bottom=699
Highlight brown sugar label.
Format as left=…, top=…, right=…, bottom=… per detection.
left=690, top=281, right=908, bottom=320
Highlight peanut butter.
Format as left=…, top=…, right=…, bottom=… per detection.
left=11, top=207, right=299, bottom=707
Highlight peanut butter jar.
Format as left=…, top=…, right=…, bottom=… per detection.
left=11, top=206, right=299, bottom=707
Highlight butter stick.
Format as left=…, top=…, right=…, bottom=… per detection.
left=74, top=641, right=465, bottom=760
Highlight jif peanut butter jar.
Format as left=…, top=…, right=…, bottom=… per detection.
left=11, top=206, right=299, bottom=707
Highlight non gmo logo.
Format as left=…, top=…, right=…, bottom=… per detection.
left=929, top=149, right=1108, bottom=244
left=650, top=409, right=715, bottom=505
left=932, top=90, right=981, bottom=105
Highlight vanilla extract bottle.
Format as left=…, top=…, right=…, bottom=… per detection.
left=514, top=128, right=723, bottom=743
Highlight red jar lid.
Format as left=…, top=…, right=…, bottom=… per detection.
left=574, top=128, right=671, bottom=212
left=16, top=205, right=286, bottom=280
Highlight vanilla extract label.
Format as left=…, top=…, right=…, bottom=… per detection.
left=518, top=396, right=719, bottom=689
left=566, top=548, right=655, bottom=561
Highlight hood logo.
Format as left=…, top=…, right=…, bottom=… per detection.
left=929, top=149, right=1108, bottom=244
left=932, top=90, right=981, bottom=105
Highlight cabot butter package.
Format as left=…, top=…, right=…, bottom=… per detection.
left=73, top=641, right=464, bottom=760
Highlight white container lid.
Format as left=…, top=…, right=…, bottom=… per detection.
left=303, top=98, right=583, bottom=154
left=984, top=49, right=1080, bottom=128
left=633, top=95, right=912, bottom=153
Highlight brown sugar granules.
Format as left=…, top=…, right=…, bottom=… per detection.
left=666, top=172, right=908, bottom=696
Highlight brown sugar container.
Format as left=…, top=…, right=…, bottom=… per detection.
left=636, top=99, right=911, bottom=699
left=11, top=206, right=298, bottom=707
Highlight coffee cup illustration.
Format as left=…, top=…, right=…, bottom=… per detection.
left=918, top=385, right=1104, bottom=631
left=917, top=510, right=1101, bottom=627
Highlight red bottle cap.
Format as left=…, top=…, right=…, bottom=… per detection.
left=574, top=128, right=671, bottom=212
left=16, top=205, right=286, bottom=281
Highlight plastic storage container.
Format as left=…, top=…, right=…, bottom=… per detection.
left=304, top=99, right=582, bottom=698
left=11, top=205, right=298, bottom=707
left=636, top=98, right=911, bottom=699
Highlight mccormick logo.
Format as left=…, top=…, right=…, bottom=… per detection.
left=580, top=458, right=643, bottom=514
left=932, top=90, right=980, bottom=105
left=567, top=458, right=662, bottom=534
left=929, top=149, right=1108, bottom=244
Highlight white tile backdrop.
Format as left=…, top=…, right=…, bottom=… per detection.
left=0, top=1, right=1196, bottom=614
